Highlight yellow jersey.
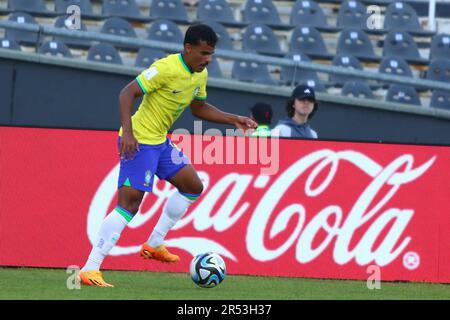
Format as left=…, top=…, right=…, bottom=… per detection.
left=119, top=53, right=208, bottom=145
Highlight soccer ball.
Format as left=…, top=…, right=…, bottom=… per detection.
left=189, top=252, right=226, bottom=288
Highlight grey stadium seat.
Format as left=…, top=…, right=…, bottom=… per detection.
left=0, top=37, right=21, bottom=51
left=7, top=0, right=51, bottom=16
left=430, top=90, right=450, bottom=110
left=299, top=79, right=327, bottom=92
left=290, top=0, right=339, bottom=32
left=202, top=20, right=234, bottom=50
left=147, top=19, right=184, bottom=44
left=38, top=40, right=73, bottom=58
left=386, top=84, right=421, bottom=106
left=280, top=53, right=320, bottom=86
left=382, top=31, right=428, bottom=65
left=196, top=0, right=239, bottom=26
left=426, top=58, right=450, bottom=83
left=342, top=81, right=374, bottom=99
left=330, top=55, right=364, bottom=87
left=429, top=33, right=450, bottom=60
left=336, top=28, right=379, bottom=62
left=206, top=56, right=223, bottom=78
left=102, top=0, right=143, bottom=20
left=5, top=12, right=39, bottom=45
left=289, top=26, right=333, bottom=60
left=150, top=0, right=189, bottom=23
left=242, top=23, right=283, bottom=56
left=87, top=43, right=123, bottom=65
left=135, top=47, right=166, bottom=67
left=101, top=17, right=137, bottom=38
left=231, top=60, right=276, bottom=85
left=54, top=15, right=92, bottom=49
left=384, top=1, right=434, bottom=37
left=242, top=0, right=283, bottom=27
left=337, top=0, right=371, bottom=31
left=379, top=57, right=413, bottom=78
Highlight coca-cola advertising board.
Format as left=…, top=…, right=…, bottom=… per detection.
left=0, top=126, right=449, bottom=283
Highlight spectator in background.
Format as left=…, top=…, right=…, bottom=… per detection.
left=250, top=102, right=273, bottom=137
left=273, top=85, right=318, bottom=139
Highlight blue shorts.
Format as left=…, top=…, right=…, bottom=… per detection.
left=117, top=137, right=189, bottom=192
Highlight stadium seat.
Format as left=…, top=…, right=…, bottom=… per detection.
left=38, top=40, right=73, bottom=58
left=196, top=0, right=240, bottom=26
left=231, top=60, right=276, bottom=85
left=7, top=0, right=52, bottom=16
left=290, top=0, right=339, bottom=32
left=384, top=1, right=434, bottom=37
left=379, top=57, right=413, bottom=78
left=101, top=17, right=137, bottom=38
left=426, top=58, right=450, bottom=83
left=429, top=33, right=450, bottom=60
left=206, top=56, right=223, bottom=78
left=336, top=0, right=371, bottom=32
left=55, top=0, right=95, bottom=17
left=430, top=90, right=450, bottom=110
left=150, top=0, right=189, bottom=23
left=386, top=84, right=421, bottom=106
left=382, top=31, right=428, bottom=65
left=147, top=19, right=184, bottom=44
left=336, top=28, right=380, bottom=62
left=280, top=53, right=321, bottom=86
left=202, top=20, right=234, bottom=50
left=329, top=54, right=364, bottom=87
left=5, top=12, right=39, bottom=45
left=0, top=37, right=21, bottom=51
left=242, top=0, right=283, bottom=28
left=54, top=15, right=92, bottom=49
left=87, top=43, right=123, bottom=65
left=102, top=0, right=143, bottom=21
left=341, top=81, right=374, bottom=99
left=289, top=26, right=333, bottom=60
left=135, top=47, right=166, bottom=67
left=242, top=23, right=283, bottom=56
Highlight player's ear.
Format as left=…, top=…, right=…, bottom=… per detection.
left=184, top=43, right=192, bottom=54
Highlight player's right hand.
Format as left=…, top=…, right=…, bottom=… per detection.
left=119, top=132, right=140, bottom=160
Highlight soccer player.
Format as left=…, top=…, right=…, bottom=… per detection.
left=78, top=24, right=257, bottom=287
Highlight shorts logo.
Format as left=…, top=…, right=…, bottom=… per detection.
left=144, top=170, right=152, bottom=187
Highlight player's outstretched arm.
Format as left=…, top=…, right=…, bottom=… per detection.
left=118, top=80, right=143, bottom=160
left=190, top=100, right=257, bottom=132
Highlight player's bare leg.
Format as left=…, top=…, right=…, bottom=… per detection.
left=80, top=186, right=144, bottom=287
left=141, top=164, right=203, bottom=263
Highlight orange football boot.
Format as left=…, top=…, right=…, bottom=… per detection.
left=140, top=243, right=180, bottom=263
left=78, top=270, right=114, bottom=287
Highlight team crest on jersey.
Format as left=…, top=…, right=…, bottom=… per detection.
left=144, top=170, right=152, bottom=187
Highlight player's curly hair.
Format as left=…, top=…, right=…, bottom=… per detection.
left=285, top=97, right=319, bottom=120
left=184, top=24, right=218, bottom=47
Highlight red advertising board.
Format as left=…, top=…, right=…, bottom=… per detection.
left=0, top=126, right=449, bottom=283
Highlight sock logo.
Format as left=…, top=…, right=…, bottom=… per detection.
left=97, top=238, right=104, bottom=249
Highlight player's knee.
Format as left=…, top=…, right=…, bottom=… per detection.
left=190, top=181, right=203, bottom=195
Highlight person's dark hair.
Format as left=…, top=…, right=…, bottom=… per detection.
left=285, top=97, right=319, bottom=120
left=184, top=24, right=218, bottom=47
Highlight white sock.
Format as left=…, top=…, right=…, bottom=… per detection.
left=147, top=191, right=198, bottom=247
left=82, top=207, right=133, bottom=271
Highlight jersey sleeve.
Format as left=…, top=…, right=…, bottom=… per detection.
left=194, top=70, right=208, bottom=100
left=135, top=64, right=168, bottom=94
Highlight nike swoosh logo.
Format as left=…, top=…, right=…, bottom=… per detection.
left=172, top=90, right=182, bottom=94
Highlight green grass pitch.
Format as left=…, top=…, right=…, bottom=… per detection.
left=0, top=267, right=449, bottom=300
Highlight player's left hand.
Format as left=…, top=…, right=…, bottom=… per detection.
left=234, top=116, right=257, bottom=134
